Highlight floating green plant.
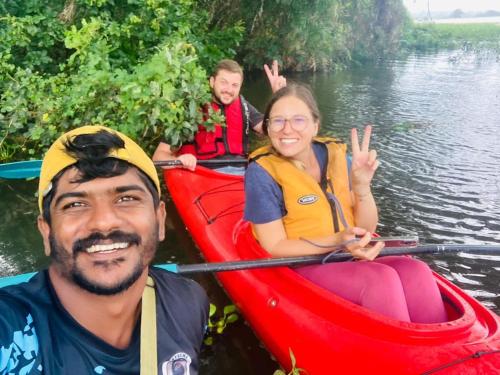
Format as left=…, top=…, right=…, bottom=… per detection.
left=203, top=303, right=239, bottom=346
left=273, top=348, right=307, bottom=375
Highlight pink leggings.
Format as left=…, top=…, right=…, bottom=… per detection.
left=295, top=256, right=447, bottom=323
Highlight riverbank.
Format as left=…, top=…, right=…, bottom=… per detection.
left=402, top=21, right=500, bottom=51
left=419, top=16, right=500, bottom=25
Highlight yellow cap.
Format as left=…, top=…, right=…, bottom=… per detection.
left=38, top=125, right=160, bottom=213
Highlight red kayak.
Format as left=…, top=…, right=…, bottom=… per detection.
left=164, top=166, right=500, bottom=374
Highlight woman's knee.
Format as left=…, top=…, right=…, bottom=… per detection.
left=356, top=261, right=402, bottom=287
left=377, top=256, right=432, bottom=277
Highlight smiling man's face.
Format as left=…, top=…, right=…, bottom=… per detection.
left=38, top=166, right=166, bottom=295
left=209, top=69, right=243, bottom=105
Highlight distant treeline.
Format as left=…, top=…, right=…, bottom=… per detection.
left=411, top=9, right=500, bottom=21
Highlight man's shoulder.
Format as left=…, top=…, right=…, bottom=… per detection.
left=149, top=266, right=195, bottom=284
left=0, top=271, right=51, bottom=331
left=150, top=267, right=209, bottom=332
left=149, top=267, right=208, bottom=302
left=0, top=291, right=34, bottom=328
left=0, top=271, right=50, bottom=304
left=239, top=95, right=259, bottom=112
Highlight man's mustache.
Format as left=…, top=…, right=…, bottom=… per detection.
left=73, top=230, right=141, bottom=253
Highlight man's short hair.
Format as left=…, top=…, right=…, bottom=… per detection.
left=212, top=59, right=244, bottom=80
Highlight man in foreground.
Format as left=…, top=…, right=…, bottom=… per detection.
left=0, top=125, right=208, bottom=374
left=152, top=59, right=286, bottom=173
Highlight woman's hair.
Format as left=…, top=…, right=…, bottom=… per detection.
left=262, top=83, right=321, bottom=135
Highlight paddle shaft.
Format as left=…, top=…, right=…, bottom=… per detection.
left=1, top=244, right=499, bottom=288
left=0, top=158, right=247, bottom=179
left=167, top=244, right=500, bottom=274
left=154, top=159, right=247, bottom=167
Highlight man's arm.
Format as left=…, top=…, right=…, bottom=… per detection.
left=253, top=121, right=263, bottom=134
left=246, top=101, right=264, bottom=135
left=152, top=142, right=197, bottom=171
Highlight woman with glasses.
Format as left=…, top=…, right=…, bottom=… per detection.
left=244, top=84, right=447, bottom=323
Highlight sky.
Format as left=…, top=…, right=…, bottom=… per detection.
left=403, top=0, right=500, bottom=13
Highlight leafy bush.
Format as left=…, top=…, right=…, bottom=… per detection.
left=0, top=0, right=243, bottom=161
left=200, top=0, right=410, bottom=72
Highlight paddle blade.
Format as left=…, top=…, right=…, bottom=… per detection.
left=0, top=272, right=37, bottom=288
left=0, top=160, right=42, bottom=179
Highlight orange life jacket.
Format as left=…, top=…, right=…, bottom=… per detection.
left=249, top=138, right=355, bottom=239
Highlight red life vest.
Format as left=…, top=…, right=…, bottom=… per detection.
left=178, top=96, right=250, bottom=159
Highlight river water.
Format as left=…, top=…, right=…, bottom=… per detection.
left=246, top=50, right=500, bottom=313
left=1, top=50, right=499, bottom=372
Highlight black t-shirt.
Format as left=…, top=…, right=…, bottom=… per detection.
left=245, top=100, right=263, bottom=130
left=0, top=267, right=208, bottom=375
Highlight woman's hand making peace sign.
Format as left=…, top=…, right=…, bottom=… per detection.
left=350, top=125, right=379, bottom=197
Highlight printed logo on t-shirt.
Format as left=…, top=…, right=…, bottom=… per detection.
left=162, top=352, right=191, bottom=375
left=297, top=194, right=319, bottom=205
left=1, top=314, right=41, bottom=374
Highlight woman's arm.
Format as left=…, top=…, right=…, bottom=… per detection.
left=352, top=190, right=378, bottom=232
left=253, top=220, right=383, bottom=260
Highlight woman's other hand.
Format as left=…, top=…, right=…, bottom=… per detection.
left=339, top=227, right=384, bottom=261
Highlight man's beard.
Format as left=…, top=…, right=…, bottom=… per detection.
left=49, top=228, right=158, bottom=296
left=213, top=89, right=235, bottom=105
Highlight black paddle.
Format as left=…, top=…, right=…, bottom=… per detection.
left=154, top=159, right=247, bottom=168
left=1, top=244, right=499, bottom=288
left=160, top=244, right=500, bottom=274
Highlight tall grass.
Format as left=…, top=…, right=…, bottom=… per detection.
left=401, top=22, right=500, bottom=51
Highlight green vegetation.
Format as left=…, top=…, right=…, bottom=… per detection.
left=204, top=0, right=409, bottom=71
left=273, top=348, right=307, bottom=375
left=0, top=0, right=241, bottom=161
left=401, top=22, right=500, bottom=51
left=0, top=1, right=439, bottom=162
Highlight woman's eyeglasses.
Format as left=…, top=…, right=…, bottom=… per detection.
left=267, top=115, right=310, bottom=132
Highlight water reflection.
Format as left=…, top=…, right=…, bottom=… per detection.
left=0, top=179, right=45, bottom=275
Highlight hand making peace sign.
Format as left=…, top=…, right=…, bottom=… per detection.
left=350, top=125, right=379, bottom=196
left=264, top=60, right=287, bottom=93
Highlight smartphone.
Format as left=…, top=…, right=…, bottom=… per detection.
left=368, top=235, right=419, bottom=248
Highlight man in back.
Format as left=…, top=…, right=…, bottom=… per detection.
left=152, top=59, right=286, bottom=173
left=0, top=125, right=208, bottom=374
